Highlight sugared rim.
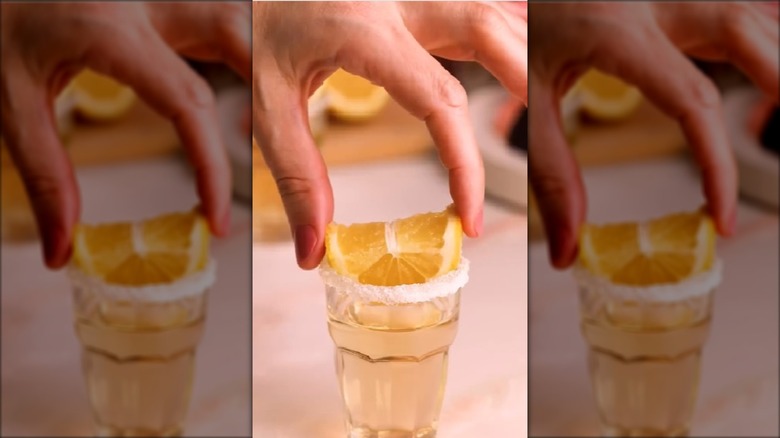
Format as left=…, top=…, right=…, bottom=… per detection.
left=572, top=259, right=722, bottom=302
left=319, top=258, right=469, bottom=304
left=67, top=258, right=217, bottom=302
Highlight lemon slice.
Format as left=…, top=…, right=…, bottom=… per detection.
left=73, top=210, right=210, bottom=286
left=69, top=69, right=136, bottom=121
left=326, top=206, right=462, bottom=286
left=579, top=209, right=716, bottom=286
left=576, top=69, right=642, bottom=122
left=324, top=69, right=390, bottom=122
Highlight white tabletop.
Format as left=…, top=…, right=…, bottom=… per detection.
left=529, top=156, right=779, bottom=437
left=252, top=156, right=528, bottom=437
left=1, top=157, right=252, bottom=437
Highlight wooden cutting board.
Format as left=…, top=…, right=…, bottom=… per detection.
left=252, top=98, right=433, bottom=184
left=2, top=94, right=679, bottom=170
left=2, top=94, right=434, bottom=170
left=319, top=99, right=433, bottom=166
left=1, top=101, right=179, bottom=241
left=1, top=101, right=179, bottom=169
left=64, top=102, right=179, bottom=166
left=571, top=99, right=687, bottom=166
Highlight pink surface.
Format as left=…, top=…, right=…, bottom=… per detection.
left=529, top=157, right=779, bottom=437
left=1, top=158, right=252, bottom=437
left=253, top=158, right=528, bottom=437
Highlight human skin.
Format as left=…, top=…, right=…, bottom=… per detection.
left=0, top=2, right=251, bottom=268
left=253, top=1, right=528, bottom=269
left=529, top=1, right=779, bottom=268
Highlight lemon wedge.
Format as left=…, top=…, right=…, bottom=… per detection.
left=326, top=206, right=462, bottom=286
left=324, top=69, right=390, bottom=122
left=576, top=69, right=642, bottom=122
left=579, top=209, right=716, bottom=285
left=69, top=69, right=136, bottom=121
left=73, top=210, right=210, bottom=286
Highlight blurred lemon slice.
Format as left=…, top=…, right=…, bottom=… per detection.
left=579, top=209, right=716, bottom=285
left=324, top=69, right=390, bottom=122
left=576, top=69, right=642, bottom=122
left=73, top=210, right=210, bottom=285
left=326, top=206, right=462, bottom=286
left=70, top=69, right=136, bottom=121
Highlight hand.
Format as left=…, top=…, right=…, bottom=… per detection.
left=254, top=1, right=527, bottom=269
left=0, top=2, right=251, bottom=268
left=528, top=1, right=779, bottom=268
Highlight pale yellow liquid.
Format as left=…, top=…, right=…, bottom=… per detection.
left=581, top=296, right=712, bottom=437
left=73, top=290, right=206, bottom=437
left=327, top=296, right=459, bottom=438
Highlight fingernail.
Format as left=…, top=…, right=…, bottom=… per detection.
left=42, top=238, right=57, bottom=269
left=294, top=225, right=317, bottom=264
left=726, top=208, right=738, bottom=236
left=219, top=207, right=232, bottom=237
left=547, top=220, right=575, bottom=269
left=474, top=209, right=484, bottom=237
left=548, top=234, right=564, bottom=269
left=40, top=218, right=67, bottom=269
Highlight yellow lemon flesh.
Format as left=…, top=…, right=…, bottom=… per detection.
left=579, top=209, right=716, bottom=286
left=73, top=210, right=210, bottom=286
left=324, top=69, right=390, bottom=122
left=326, top=206, right=462, bottom=286
left=69, top=69, right=136, bottom=121
left=576, top=69, right=643, bottom=122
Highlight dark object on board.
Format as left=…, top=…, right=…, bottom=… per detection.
left=761, top=107, right=779, bottom=155
left=508, top=109, right=528, bottom=153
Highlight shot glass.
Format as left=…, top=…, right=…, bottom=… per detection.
left=320, top=259, right=469, bottom=438
left=69, top=260, right=216, bottom=437
left=575, top=261, right=722, bottom=437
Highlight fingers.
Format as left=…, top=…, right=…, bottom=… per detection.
left=253, top=68, right=333, bottom=269
left=496, top=1, right=528, bottom=21
left=402, top=2, right=528, bottom=102
left=724, top=7, right=780, bottom=101
left=528, top=81, right=586, bottom=269
left=469, top=5, right=528, bottom=102
left=91, top=30, right=232, bottom=237
left=341, top=29, right=484, bottom=237
left=1, top=72, right=79, bottom=268
left=594, top=30, right=738, bottom=236
left=660, top=2, right=778, bottom=101
left=216, top=6, right=252, bottom=83
left=754, top=1, right=780, bottom=19
left=150, top=2, right=252, bottom=83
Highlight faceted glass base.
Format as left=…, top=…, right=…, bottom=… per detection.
left=348, top=425, right=437, bottom=438
left=97, top=425, right=182, bottom=437
left=602, top=425, right=688, bottom=437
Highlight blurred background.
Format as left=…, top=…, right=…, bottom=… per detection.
left=529, top=61, right=779, bottom=436
left=251, top=61, right=527, bottom=437
left=0, top=63, right=251, bottom=436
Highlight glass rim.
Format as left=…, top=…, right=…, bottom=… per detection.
left=573, top=258, right=722, bottom=303
left=67, top=258, right=217, bottom=303
left=319, top=258, right=469, bottom=305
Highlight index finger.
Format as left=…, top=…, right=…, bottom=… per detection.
left=594, top=32, right=738, bottom=235
left=1, top=71, right=80, bottom=268
left=91, top=30, right=233, bottom=236
left=341, top=28, right=484, bottom=236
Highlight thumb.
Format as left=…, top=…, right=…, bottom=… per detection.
left=253, top=71, right=333, bottom=269
left=2, top=72, right=80, bottom=268
left=528, top=81, right=587, bottom=269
